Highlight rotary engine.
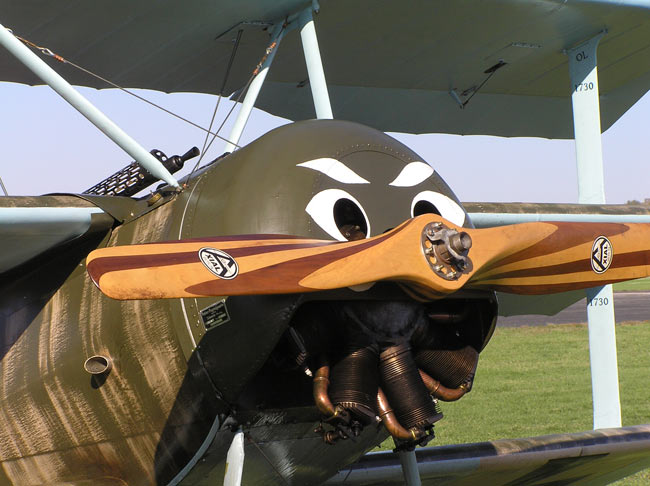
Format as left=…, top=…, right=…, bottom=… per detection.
left=281, top=297, right=497, bottom=450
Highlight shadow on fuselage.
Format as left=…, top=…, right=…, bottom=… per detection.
left=0, top=228, right=109, bottom=361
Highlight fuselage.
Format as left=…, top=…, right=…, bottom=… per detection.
left=0, top=120, right=496, bottom=485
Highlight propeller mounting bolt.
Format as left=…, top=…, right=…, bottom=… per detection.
left=450, top=232, right=472, bottom=253
left=421, top=222, right=472, bottom=281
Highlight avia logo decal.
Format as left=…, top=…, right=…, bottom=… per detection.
left=591, top=236, right=613, bottom=274
left=198, top=248, right=239, bottom=279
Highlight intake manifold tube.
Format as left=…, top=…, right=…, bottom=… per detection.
left=376, top=387, right=425, bottom=441
left=419, top=368, right=470, bottom=402
left=313, top=356, right=337, bottom=417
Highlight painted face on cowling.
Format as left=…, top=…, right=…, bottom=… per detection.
left=189, top=119, right=468, bottom=241
left=299, top=155, right=466, bottom=242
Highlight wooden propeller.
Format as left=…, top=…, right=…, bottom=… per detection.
left=86, top=214, right=650, bottom=300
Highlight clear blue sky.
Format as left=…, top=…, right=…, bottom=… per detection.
left=1, top=81, right=649, bottom=204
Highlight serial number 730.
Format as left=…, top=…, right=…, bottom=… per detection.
left=574, top=82, right=594, bottom=92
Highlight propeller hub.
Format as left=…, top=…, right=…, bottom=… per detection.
left=422, top=222, right=473, bottom=280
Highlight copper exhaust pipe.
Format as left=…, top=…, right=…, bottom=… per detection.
left=313, top=356, right=337, bottom=417
left=418, top=368, right=469, bottom=402
left=376, top=387, right=422, bottom=441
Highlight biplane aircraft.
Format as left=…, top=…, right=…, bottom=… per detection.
left=3, top=1, right=650, bottom=485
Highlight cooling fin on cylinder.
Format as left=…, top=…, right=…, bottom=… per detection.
left=275, top=296, right=495, bottom=448
left=329, top=344, right=380, bottom=426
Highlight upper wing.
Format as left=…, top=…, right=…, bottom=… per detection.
left=0, top=196, right=115, bottom=274
left=2, top=1, right=650, bottom=137
left=326, top=425, right=650, bottom=485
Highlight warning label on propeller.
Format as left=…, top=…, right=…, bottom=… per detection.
left=199, top=248, right=239, bottom=279
left=591, top=236, right=613, bottom=274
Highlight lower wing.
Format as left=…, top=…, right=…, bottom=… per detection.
left=326, top=425, right=650, bottom=485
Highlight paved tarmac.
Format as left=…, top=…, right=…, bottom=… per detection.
left=497, top=292, right=650, bottom=327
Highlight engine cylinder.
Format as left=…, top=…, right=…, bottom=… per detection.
left=329, top=344, right=380, bottom=425
left=415, top=345, right=478, bottom=389
left=379, top=344, right=441, bottom=430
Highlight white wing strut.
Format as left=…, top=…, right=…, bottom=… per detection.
left=0, top=23, right=179, bottom=189
left=567, top=32, right=622, bottom=429
left=224, top=24, right=285, bottom=153
left=399, top=449, right=422, bottom=486
left=299, top=6, right=333, bottom=119
left=223, top=429, right=245, bottom=486
left=224, top=3, right=333, bottom=153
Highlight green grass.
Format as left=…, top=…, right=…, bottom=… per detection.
left=378, top=322, right=650, bottom=484
left=614, top=276, right=650, bottom=292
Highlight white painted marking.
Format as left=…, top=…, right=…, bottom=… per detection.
left=411, top=191, right=466, bottom=226
left=297, top=158, right=370, bottom=184
left=389, top=162, right=434, bottom=187
left=178, top=181, right=202, bottom=351
left=306, top=188, right=371, bottom=241
left=179, top=299, right=197, bottom=350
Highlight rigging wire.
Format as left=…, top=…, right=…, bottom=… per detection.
left=13, top=33, right=240, bottom=148
left=13, top=27, right=284, bottom=180
left=0, top=175, right=8, bottom=196
left=188, top=73, right=253, bottom=176
left=198, top=29, right=243, bottom=162
left=188, top=25, right=285, bottom=177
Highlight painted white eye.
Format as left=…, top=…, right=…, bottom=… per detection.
left=411, top=191, right=466, bottom=226
left=305, top=189, right=371, bottom=241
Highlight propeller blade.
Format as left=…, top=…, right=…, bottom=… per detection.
left=86, top=216, right=460, bottom=300
left=86, top=215, right=650, bottom=300
left=465, top=221, right=650, bottom=294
